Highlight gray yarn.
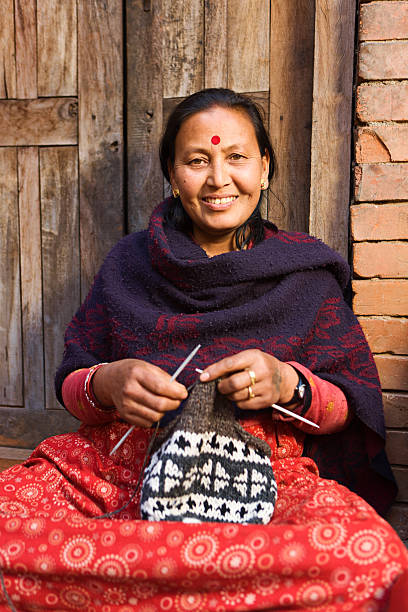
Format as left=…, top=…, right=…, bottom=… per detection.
left=141, top=381, right=277, bottom=524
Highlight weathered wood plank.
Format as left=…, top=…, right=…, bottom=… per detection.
left=386, top=431, right=408, bottom=465
left=78, top=0, right=124, bottom=296
left=268, top=0, right=315, bottom=231
left=0, top=0, right=17, bottom=98
left=0, top=446, right=33, bottom=461
left=162, top=0, right=204, bottom=98
left=309, top=0, right=356, bottom=258
left=383, top=393, right=408, bottom=429
left=0, top=98, right=78, bottom=145
left=204, top=0, right=227, bottom=88
left=0, top=408, right=78, bottom=448
left=126, top=0, right=163, bottom=232
left=17, top=148, right=44, bottom=411
left=0, top=148, right=22, bottom=406
left=37, top=0, right=77, bottom=96
left=15, top=0, right=37, bottom=98
left=227, top=0, right=269, bottom=93
left=40, top=147, right=80, bottom=410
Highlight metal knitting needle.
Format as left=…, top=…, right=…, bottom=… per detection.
left=110, top=344, right=202, bottom=456
left=195, top=368, right=319, bottom=429
left=272, top=403, right=319, bottom=428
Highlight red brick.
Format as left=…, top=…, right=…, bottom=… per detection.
left=359, top=41, right=408, bottom=80
left=355, top=129, right=390, bottom=163
left=358, top=316, right=408, bottom=354
left=352, top=279, right=408, bottom=315
left=351, top=203, right=408, bottom=241
left=394, top=467, right=408, bottom=503
left=356, top=126, right=408, bottom=163
left=383, top=392, right=408, bottom=427
left=356, top=82, right=408, bottom=121
left=360, top=2, right=408, bottom=41
left=355, top=163, right=408, bottom=201
left=375, top=354, right=408, bottom=390
left=353, top=241, right=408, bottom=278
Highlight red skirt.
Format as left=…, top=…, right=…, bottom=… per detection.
left=0, top=419, right=407, bottom=611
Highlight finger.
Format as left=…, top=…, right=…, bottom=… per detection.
left=122, top=385, right=182, bottom=414
left=134, top=367, right=188, bottom=401
left=123, top=402, right=167, bottom=425
left=200, top=350, right=259, bottom=382
left=217, top=370, right=255, bottom=396
left=235, top=396, right=268, bottom=411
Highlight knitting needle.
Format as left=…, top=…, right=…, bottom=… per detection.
left=195, top=368, right=319, bottom=429
left=272, top=404, right=319, bottom=428
left=110, top=344, right=202, bottom=456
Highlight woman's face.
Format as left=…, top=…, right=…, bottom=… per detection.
left=169, top=106, right=270, bottom=256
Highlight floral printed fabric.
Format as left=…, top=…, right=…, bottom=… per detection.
left=0, top=415, right=407, bottom=611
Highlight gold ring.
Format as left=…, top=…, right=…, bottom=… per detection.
left=247, top=385, right=255, bottom=399
left=248, top=369, right=256, bottom=386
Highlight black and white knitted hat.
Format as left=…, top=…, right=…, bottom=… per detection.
left=140, top=380, right=277, bottom=524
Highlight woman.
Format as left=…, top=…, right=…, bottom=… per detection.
left=0, top=88, right=407, bottom=611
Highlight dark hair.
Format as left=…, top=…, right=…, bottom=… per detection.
left=159, top=88, right=276, bottom=250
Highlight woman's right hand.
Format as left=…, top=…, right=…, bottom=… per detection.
left=91, top=359, right=188, bottom=428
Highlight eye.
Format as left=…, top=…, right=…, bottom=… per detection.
left=188, top=157, right=207, bottom=166
left=229, top=153, right=246, bottom=161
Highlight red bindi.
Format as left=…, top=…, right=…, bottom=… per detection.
left=211, top=135, right=220, bottom=145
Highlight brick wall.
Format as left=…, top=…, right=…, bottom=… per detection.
left=353, top=0, right=408, bottom=544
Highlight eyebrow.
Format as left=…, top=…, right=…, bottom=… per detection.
left=182, top=143, right=250, bottom=155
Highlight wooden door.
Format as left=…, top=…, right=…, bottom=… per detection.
left=0, top=0, right=124, bottom=466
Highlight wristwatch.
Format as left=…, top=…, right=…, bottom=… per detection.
left=280, top=372, right=307, bottom=407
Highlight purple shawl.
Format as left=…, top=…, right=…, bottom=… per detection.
left=56, top=199, right=396, bottom=514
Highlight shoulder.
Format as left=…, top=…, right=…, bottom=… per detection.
left=261, top=221, right=350, bottom=291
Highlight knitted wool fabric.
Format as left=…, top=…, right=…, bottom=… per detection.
left=140, top=381, right=277, bottom=524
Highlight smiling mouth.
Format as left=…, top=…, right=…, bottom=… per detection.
left=202, top=195, right=238, bottom=206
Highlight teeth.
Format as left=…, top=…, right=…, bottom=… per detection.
left=205, top=196, right=237, bottom=204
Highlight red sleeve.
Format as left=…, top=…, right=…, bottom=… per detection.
left=61, top=364, right=117, bottom=425
left=273, top=361, right=350, bottom=435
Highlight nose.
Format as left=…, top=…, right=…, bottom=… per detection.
left=206, top=158, right=231, bottom=188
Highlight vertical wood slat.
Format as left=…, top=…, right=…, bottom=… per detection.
left=18, top=147, right=44, bottom=410
left=40, top=147, right=80, bottom=410
left=0, top=148, right=22, bottom=405
left=309, top=0, right=356, bottom=258
left=0, top=0, right=17, bottom=98
left=78, top=0, right=124, bottom=297
left=227, top=0, right=270, bottom=93
left=15, top=0, right=37, bottom=99
left=126, top=0, right=163, bottom=233
left=37, top=0, right=77, bottom=96
left=204, top=0, right=227, bottom=88
left=162, top=0, right=204, bottom=98
left=268, top=0, right=315, bottom=232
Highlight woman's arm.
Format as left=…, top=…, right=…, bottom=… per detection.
left=199, top=350, right=349, bottom=434
left=62, top=359, right=187, bottom=427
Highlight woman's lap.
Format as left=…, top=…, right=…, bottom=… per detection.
left=0, top=429, right=406, bottom=611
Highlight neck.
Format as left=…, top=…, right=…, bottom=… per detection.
left=193, top=229, right=237, bottom=257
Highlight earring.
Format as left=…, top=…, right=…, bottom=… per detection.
left=172, top=187, right=180, bottom=198
left=261, top=179, right=268, bottom=190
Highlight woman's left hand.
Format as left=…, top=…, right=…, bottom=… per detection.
left=199, top=349, right=299, bottom=410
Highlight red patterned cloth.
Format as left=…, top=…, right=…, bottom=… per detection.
left=0, top=414, right=407, bottom=611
